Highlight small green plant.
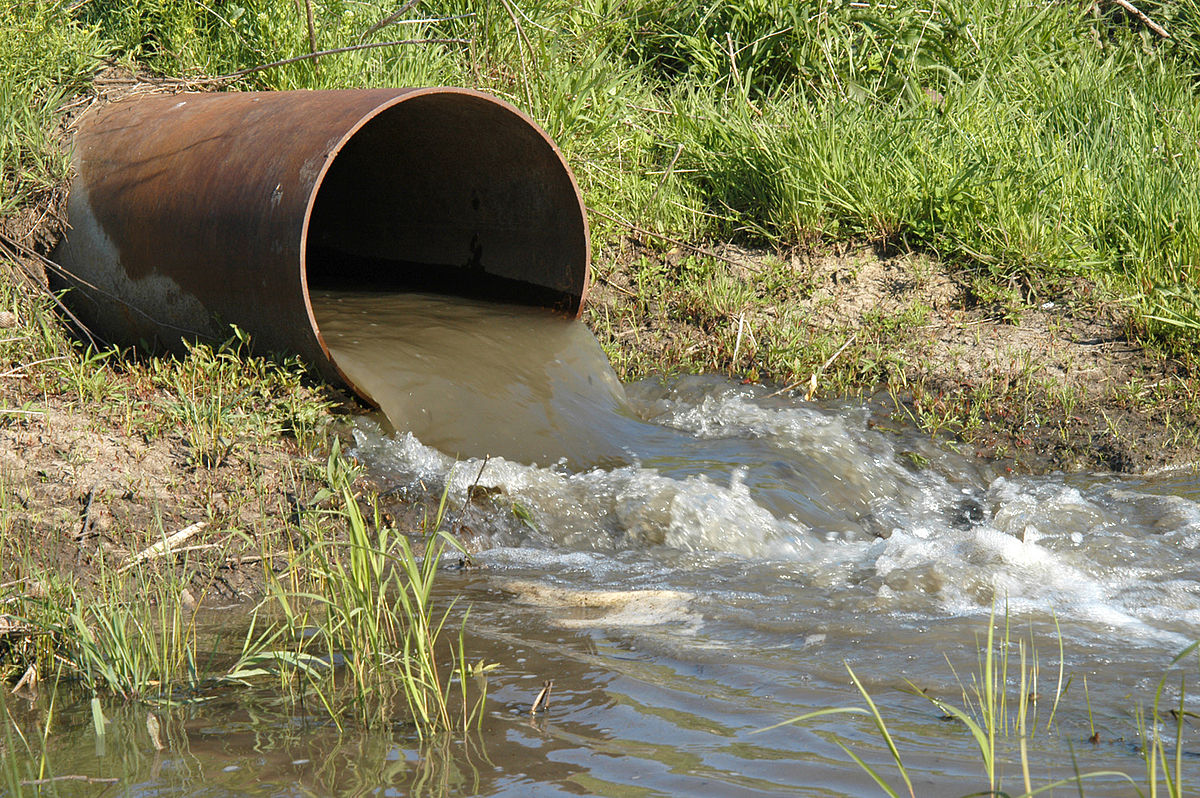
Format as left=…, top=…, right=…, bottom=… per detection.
left=59, top=570, right=206, bottom=702
left=232, top=455, right=491, bottom=737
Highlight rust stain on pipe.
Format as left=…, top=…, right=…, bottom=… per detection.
left=51, top=88, right=590, bottom=400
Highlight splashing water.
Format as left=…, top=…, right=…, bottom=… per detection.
left=315, top=290, right=1200, bottom=654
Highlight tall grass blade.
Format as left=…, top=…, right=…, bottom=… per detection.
left=846, top=665, right=915, bottom=798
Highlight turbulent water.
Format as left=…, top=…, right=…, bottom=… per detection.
left=18, top=291, right=1196, bottom=796
left=312, top=290, right=643, bottom=469
left=309, top=291, right=1200, bottom=793
left=318, top=291, right=1200, bottom=652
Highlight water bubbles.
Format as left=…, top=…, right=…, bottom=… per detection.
left=348, top=372, right=1200, bottom=650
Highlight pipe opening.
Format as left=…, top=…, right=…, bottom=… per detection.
left=304, top=91, right=589, bottom=315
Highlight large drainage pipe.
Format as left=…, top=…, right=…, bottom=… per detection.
left=51, top=88, right=590, bottom=400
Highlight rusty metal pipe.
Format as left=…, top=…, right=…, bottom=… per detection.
left=51, top=88, right=590, bottom=400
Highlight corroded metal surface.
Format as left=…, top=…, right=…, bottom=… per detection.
left=51, top=88, right=590, bottom=399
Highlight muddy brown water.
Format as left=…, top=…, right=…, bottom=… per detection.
left=8, top=292, right=1200, bottom=795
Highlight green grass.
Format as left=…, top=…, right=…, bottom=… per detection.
left=5, top=0, right=1200, bottom=356
left=0, top=1, right=101, bottom=214
left=1, top=265, right=484, bottom=737
left=4, top=1, right=1200, bottom=782
left=260, top=477, right=490, bottom=734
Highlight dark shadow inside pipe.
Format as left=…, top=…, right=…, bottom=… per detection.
left=305, top=92, right=588, bottom=315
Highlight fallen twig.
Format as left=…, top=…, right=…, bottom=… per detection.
left=0, top=231, right=205, bottom=341
left=588, top=208, right=756, bottom=271
left=211, top=38, right=469, bottom=81
left=764, top=332, right=859, bottom=400
left=597, top=273, right=637, bottom=298
left=359, top=0, right=419, bottom=42
left=0, top=356, right=68, bottom=379
left=530, top=679, right=553, bottom=715
left=732, top=313, right=746, bottom=365
left=77, top=488, right=95, bottom=541
left=21, top=776, right=120, bottom=787
left=301, top=0, right=319, bottom=71
left=121, top=521, right=208, bottom=572
left=645, top=143, right=684, bottom=217
left=1108, top=0, right=1170, bottom=37
left=0, top=235, right=100, bottom=348
left=12, top=663, right=38, bottom=694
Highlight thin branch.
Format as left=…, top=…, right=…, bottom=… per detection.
left=21, top=776, right=120, bottom=787
left=497, top=0, right=535, bottom=109
left=363, top=11, right=474, bottom=38
left=302, top=0, right=319, bottom=71
left=645, top=143, right=684, bottom=218
left=0, top=235, right=100, bottom=348
left=0, top=231, right=207, bottom=341
left=764, top=333, right=859, bottom=400
left=359, top=0, right=419, bottom=42
left=0, top=356, right=68, bottom=379
left=1108, top=0, right=1171, bottom=38
left=121, top=521, right=209, bottom=572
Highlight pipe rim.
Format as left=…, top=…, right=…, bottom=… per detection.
left=297, top=87, right=591, bottom=405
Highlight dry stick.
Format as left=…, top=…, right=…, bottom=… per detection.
left=78, top=487, right=95, bottom=541
left=645, top=143, right=684, bottom=219
left=732, top=313, right=746, bottom=366
left=597, top=274, right=637, bottom=298
left=155, top=543, right=224, bottom=556
left=0, top=231, right=206, bottom=341
left=726, top=31, right=742, bottom=96
left=0, top=356, right=68, bottom=379
left=1108, top=0, right=1171, bottom=38
left=360, top=11, right=475, bottom=40
left=211, top=38, right=469, bottom=81
left=121, top=521, right=208, bottom=572
left=588, top=208, right=754, bottom=270
left=497, top=0, right=534, bottom=109
left=301, top=0, right=319, bottom=71
left=764, top=332, right=859, bottom=400
left=221, top=552, right=285, bottom=567
left=530, top=679, right=553, bottom=715
left=0, top=235, right=101, bottom=348
left=724, top=32, right=762, bottom=116
left=21, top=776, right=120, bottom=787
left=359, top=0, right=420, bottom=42
left=12, top=663, right=38, bottom=694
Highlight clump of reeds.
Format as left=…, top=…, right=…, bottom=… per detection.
left=248, top=475, right=490, bottom=736
left=2, top=446, right=488, bottom=740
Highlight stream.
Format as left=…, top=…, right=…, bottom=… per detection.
left=7, top=292, right=1200, bottom=796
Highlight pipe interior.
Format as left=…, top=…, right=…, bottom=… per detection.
left=305, top=92, right=587, bottom=314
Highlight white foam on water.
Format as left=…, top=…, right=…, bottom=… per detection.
left=350, top=375, right=1200, bottom=649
